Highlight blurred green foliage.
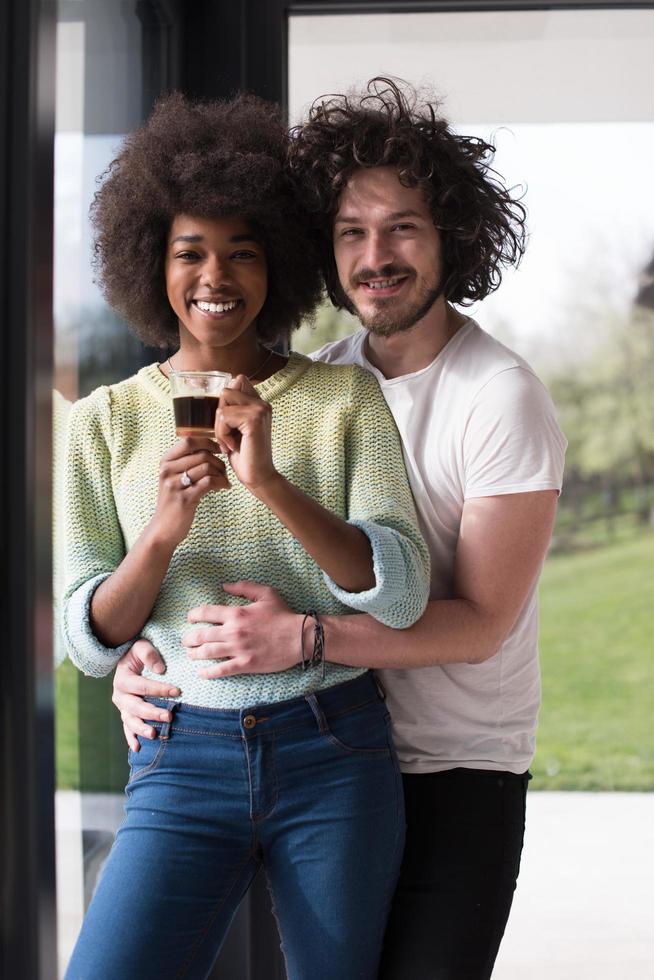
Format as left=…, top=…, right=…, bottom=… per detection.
left=548, top=307, right=654, bottom=485
left=291, top=299, right=358, bottom=354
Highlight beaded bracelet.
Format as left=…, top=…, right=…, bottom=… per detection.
left=300, top=610, right=326, bottom=679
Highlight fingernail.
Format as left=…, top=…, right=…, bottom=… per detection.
left=168, top=687, right=181, bottom=696
left=160, top=712, right=171, bottom=722
left=153, top=662, right=165, bottom=674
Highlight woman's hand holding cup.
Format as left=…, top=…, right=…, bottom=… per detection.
left=215, top=376, right=278, bottom=493
left=150, top=438, right=230, bottom=549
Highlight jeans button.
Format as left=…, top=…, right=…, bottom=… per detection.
left=243, top=714, right=257, bottom=730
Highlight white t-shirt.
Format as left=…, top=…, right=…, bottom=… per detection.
left=311, top=319, right=567, bottom=774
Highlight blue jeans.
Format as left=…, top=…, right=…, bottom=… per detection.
left=65, top=672, right=405, bottom=980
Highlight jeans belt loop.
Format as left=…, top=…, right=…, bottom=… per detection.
left=305, top=692, right=329, bottom=733
left=372, top=671, right=387, bottom=701
left=159, top=701, right=179, bottom=741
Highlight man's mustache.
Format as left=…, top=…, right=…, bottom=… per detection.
left=350, top=265, right=413, bottom=288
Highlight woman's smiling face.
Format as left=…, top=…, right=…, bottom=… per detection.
left=165, top=214, right=268, bottom=352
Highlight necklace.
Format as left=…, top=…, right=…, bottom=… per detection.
left=167, top=347, right=275, bottom=381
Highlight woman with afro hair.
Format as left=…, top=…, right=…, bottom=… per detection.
left=62, top=92, right=430, bottom=980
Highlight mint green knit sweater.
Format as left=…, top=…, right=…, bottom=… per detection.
left=63, top=353, right=429, bottom=708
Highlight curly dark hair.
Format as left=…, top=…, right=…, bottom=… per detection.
left=91, top=91, right=322, bottom=346
left=289, top=77, right=527, bottom=309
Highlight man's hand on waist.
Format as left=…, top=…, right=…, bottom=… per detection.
left=112, top=640, right=180, bottom=751
left=183, top=582, right=302, bottom=679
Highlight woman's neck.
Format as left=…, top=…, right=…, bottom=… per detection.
left=163, top=342, right=285, bottom=383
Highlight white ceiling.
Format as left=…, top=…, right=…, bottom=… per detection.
left=289, top=8, right=654, bottom=125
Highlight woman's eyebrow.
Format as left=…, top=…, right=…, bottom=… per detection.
left=169, top=233, right=203, bottom=245
left=169, top=233, right=259, bottom=244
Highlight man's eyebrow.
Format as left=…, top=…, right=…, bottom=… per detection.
left=386, top=210, right=424, bottom=221
left=334, top=209, right=425, bottom=225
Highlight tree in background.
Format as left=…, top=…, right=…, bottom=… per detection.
left=547, top=255, right=654, bottom=546
left=550, top=307, right=654, bottom=486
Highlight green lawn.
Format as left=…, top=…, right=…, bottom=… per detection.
left=532, top=530, right=654, bottom=790
left=56, top=665, right=129, bottom=792
left=55, top=530, right=654, bottom=792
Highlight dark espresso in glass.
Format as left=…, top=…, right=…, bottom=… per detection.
left=173, top=395, right=220, bottom=438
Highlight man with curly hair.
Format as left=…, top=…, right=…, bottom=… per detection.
left=113, top=78, right=566, bottom=978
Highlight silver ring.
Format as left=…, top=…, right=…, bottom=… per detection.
left=180, top=470, right=192, bottom=488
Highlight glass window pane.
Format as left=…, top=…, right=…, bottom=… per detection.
left=53, top=3, right=157, bottom=974
left=288, top=10, right=654, bottom=978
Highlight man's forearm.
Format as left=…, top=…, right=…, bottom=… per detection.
left=180, top=493, right=556, bottom=677
left=323, top=598, right=508, bottom=668
left=322, top=491, right=557, bottom=669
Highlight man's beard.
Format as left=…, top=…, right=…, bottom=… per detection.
left=341, top=265, right=443, bottom=338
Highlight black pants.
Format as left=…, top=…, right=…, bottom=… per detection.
left=379, top=767, right=529, bottom=980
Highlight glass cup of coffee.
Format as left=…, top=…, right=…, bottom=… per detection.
left=169, top=370, right=231, bottom=439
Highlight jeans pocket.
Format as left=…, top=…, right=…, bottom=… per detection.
left=322, top=703, right=393, bottom=756
left=127, top=733, right=169, bottom=784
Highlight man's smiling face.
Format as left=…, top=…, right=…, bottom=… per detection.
left=332, top=166, right=444, bottom=337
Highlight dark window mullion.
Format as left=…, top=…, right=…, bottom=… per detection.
left=1, top=0, right=57, bottom=978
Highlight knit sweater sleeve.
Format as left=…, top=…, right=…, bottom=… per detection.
left=62, top=388, right=135, bottom=677
left=322, top=367, right=430, bottom=628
